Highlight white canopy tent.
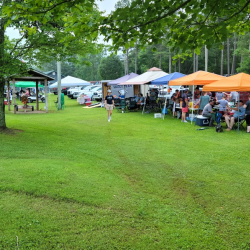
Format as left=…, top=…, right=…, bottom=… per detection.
left=119, top=67, right=168, bottom=97
left=49, top=76, right=90, bottom=88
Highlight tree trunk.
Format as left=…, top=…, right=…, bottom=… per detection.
left=0, top=5, right=7, bottom=129
left=135, top=42, right=137, bottom=74
left=126, top=49, right=129, bottom=74
left=221, top=42, right=224, bottom=75
left=174, top=50, right=176, bottom=72
left=196, top=54, right=198, bottom=71
left=169, top=47, right=172, bottom=74
left=205, top=45, right=208, bottom=72
left=227, top=38, right=230, bottom=76
left=231, top=35, right=237, bottom=75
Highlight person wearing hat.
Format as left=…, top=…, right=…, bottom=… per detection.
left=225, top=100, right=245, bottom=131
left=105, top=89, right=115, bottom=122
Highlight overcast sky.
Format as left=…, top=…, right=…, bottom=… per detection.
left=6, top=0, right=119, bottom=39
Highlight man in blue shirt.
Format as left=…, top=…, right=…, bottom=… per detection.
left=105, top=89, right=115, bottom=122
left=225, top=100, right=245, bottom=131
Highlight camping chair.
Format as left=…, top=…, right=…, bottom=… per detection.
left=128, top=100, right=137, bottom=112
left=116, top=99, right=128, bottom=113
left=233, top=117, right=246, bottom=130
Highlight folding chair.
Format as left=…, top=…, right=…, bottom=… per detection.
left=233, top=117, right=246, bottom=130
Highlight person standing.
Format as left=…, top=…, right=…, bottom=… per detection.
left=243, top=95, right=250, bottom=133
left=105, top=89, right=115, bottom=122
left=181, top=89, right=189, bottom=123
left=197, top=91, right=210, bottom=115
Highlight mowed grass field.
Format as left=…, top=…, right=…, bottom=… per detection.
left=1, top=94, right=250, bottom=249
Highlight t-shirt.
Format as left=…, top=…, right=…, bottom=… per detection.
left=217, top=99, right=228, bottom=111
left=230, top=91, right=239, bottom=102
left=233, top=106, right=245, bottom=118
left=245, top=100, right=250, bottom=115
left=216, top=92, right=223, bottom=100
left=202, top=103, right=213, bottom=115
left=182, top=93, right=187, bottom=108
left=105, top=95, right=114, bottom=105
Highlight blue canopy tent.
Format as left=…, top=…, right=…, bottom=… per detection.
left=152, top=72, right=186, bottom=120
left=151, top=72, right=186, bottom=85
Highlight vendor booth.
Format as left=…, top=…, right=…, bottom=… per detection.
left=119, top=67, right=168, bottom=114
left=106, top=73, right=140, bottom=99
left=203, top=72, right=250, bottom=133
left=169, top=71, right=225, bottom=123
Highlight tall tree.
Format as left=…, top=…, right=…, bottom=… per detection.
left=98, top=55, right=123, bottom=80
left=0, top=0, right=101, bottom=129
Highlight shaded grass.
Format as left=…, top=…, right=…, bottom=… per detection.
left=1, top=94, right=250, bottom=249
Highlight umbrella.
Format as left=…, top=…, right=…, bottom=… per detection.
left=11, top=82, right=44, bottom=88
left=107, top=73, right=139, bottom=85
left=49, top=76, right=90, bottom=88
left=203, top=72, right=250, bottom=133
left=169, top=71, right=225, bottom=124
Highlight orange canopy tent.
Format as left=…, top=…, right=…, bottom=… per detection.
left=203, top=73, right=250, bottom=92
left=169, top=70, right=225, bottom=86
left=169, top=71, right=225, bottom=124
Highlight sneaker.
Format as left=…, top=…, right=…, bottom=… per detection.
left=226, top=128, right=231, bottom=131
left=109, top=116, right=111, bottom=121
left=108, top=118, right=110, bottom=122
left=184, top=120, right=188, bottom=123
left=181, top=120, right=183, bottom=122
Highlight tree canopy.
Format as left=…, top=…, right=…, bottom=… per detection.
left=98, top=55, right=123, bottom=80
left=100, top=0, right=250, bottom=54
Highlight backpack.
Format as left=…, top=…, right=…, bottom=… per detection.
left=216, top=124, right=223, bottom=133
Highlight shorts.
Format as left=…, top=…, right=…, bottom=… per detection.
left=182, top=106, right=188, bottom=113
left=106, top=104, right=114, bottom=111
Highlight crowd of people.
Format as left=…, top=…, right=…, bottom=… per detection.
left=170, top=87, right=250, bottom=132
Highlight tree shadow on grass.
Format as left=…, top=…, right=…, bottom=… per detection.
left=0, top=128, right=23, bottom=135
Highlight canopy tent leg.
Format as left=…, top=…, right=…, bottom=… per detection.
left=13, top=79, right=16, bottom=114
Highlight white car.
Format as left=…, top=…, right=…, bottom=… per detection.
left=67, top=86, right=89, bottom=99
left=91, top=89, right=102, bottom=101
left=74, top=86, right=102, bottom=100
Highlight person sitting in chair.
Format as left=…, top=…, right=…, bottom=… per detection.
left=202, top=99, right=216, bottom=127
left=225, top=100, right=245, bottom=131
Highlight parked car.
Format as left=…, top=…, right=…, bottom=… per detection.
left=67, top=86, right=89, bottom=99
left=74, top=86, right=102, bottom=100
left=27, top=94, right=45, bottom=103
left=51, top=87, right=69, bottom=95
left=158, top=86, right=185, bottom=100
left=92, top=89, right=102, bottom=101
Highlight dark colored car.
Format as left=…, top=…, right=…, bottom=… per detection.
left=52, top=87, right=69, bottom=95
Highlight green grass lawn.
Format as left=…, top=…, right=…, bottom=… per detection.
left=1, top=94, right=250, bottom=249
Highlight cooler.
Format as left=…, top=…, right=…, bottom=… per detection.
left=195, top=115, right=210, bottom=126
